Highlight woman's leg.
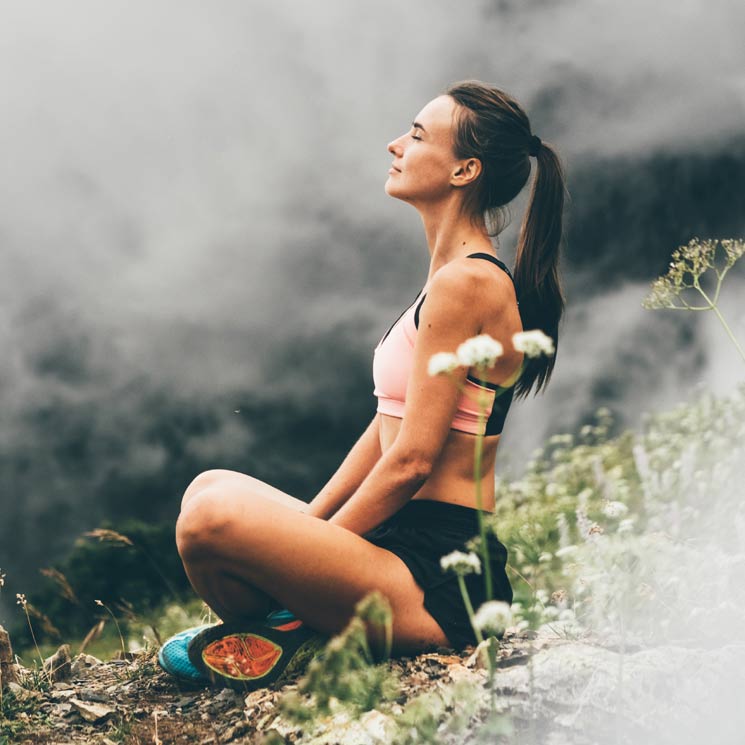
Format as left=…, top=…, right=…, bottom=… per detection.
left=178, top=471, right=308, bottom=618
left=175, top=474, right=451, bottom=655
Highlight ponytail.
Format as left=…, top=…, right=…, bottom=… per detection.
left=445, top=80, right=569, bottom=399
left=512, top=143, right=568, bottom=398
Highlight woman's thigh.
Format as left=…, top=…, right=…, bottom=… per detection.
left=181, top=469, right=308, bottom=513
left=176, top=485, right=451, bottom=655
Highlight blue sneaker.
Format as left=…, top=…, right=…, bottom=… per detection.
left=158, top=624, right=216, bottom=685
left=157, top=609, right=301, bottom=686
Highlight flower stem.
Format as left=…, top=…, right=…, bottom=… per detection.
left=487, top=636, right=498, bottom=712
left=21, top=605, right=51, bottom=687
left=474, top=365, right=493, bottom=602
left=696, top=284, right=745, bottom=364
left=457, top=575, right=483, bottom=648
left=98, top=603, right=127, bottom=658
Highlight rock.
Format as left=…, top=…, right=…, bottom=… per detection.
left=55, top=701, right=74, bottom=716
left=77, top=687, right=112, bottom=704
left=71, top=653, right=104, bottom=677
left=69, top=697, right=116, bottom=723
left=465, top=639, right=491, bottom=670
left=0, top=624, right=20, bottom=688
left=359, top=709, right=398, bottom=741
left=6, top=681, right=24, bottom=696
left=447, top=662, right=486, bottom=685
left=43, top=644, right=72, bottom=682
left=50, top=688, right=77, bottom=700
left=215, top=687, right=242, bottom=705
left=491, top=640, right=745, bottom=741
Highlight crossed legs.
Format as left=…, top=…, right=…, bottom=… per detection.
left=175, top=470, right=451, bottom=656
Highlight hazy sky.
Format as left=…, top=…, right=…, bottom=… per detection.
left=1, top=2, right=745, bottom=672
left=1, top=0, right=743, bottom=418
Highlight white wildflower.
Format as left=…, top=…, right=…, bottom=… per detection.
left=602, top=500, right=629, bottom=518
left=456, top=334, right=504, bottom=368
left=538, top=551, right=553, bottom=563
left=0, top=569, right=5, bottom=588
left=551, top=589, right=568, bottom=608
left=618, top=518, right=635, bottom=534
left=555, top=545, right=578, bottom=558
left=440, top=550, right=482, bottom=576
left=556, top=513, right=571, bottom=549
left=512, top=329, right=555, bottom=357
left=473, top=600, right=512, bottom=636
left=577, top=488, right=594, bottom=504
left=16, top=593, right=26, bottom=607
left=427, top=352, right=461, bottom=376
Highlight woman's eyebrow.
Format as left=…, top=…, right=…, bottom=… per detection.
left=411, top=121, right=426, bottom=132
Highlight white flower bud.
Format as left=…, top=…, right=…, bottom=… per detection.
left=427, top=352, right=461, bottom=377
left=440, top=550, right=482, bottom=576
left=456, top=334, right=504, bottom=368
left=512, top=329, right=555, bottom=357
left=473, top=600, right=512, bottom=636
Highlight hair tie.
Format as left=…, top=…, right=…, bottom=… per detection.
left=528, top=134, right=542, bottom=157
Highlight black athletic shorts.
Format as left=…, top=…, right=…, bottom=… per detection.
left=362, top=498, right=513, bottom=651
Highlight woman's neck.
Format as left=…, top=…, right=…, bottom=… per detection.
left=418, top=200, right=495, bottom=282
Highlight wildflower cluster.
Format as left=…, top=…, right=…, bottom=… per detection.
left=440, top=550, right=482, bottom=576
left=428, top=329, right=555, bottom=377
left=642, top=237, right=745, bottom=310
left=512, top=329, right=555, bottom=357
left=473, top=600, right=512, bottom=637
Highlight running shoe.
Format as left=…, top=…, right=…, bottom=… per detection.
left=187, top=615, right=327, bottom=691
left=157, top=608, right=301, bottom=685
left=157, top=623, right=217, bottom=685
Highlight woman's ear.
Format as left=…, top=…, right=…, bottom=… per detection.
left=451, top=157, right=482, bottom=187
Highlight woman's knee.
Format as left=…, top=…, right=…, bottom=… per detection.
left=175, top=489, right=231, bottom=560
left=180, top=469, right=235, bottom=511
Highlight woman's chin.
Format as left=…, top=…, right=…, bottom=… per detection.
left=384, top=180, right=405, bottom=199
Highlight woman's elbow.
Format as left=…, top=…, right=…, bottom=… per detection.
left=389, top=446, right=434, bottom=481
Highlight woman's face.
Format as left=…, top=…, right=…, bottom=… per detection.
left=385, top=94, right=464, bottom=205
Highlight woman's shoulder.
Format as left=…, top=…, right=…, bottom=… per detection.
left=428, top=255, right=514, bottom=314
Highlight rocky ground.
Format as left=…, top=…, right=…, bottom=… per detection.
left=0, top=624, right=544, bottom=744
left=3, top=624, right=744, bottom=745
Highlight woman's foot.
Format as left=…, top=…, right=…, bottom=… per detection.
left=158, top=608, right=302, bottom=686
left=186, top=616, right=328, bottom=692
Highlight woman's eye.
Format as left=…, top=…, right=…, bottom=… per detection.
left=411, top=133, right=422, bottom=141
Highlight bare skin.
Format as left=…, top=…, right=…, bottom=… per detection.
left=175, top=94, right=522, bottom=654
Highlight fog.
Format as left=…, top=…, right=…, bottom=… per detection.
left=0, top=3, right=744, bottom=737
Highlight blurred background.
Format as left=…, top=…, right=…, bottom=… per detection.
left=1, top=0, right=744, bottom=638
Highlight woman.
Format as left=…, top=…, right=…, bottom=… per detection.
left=159, top=79, right=567, bottom=690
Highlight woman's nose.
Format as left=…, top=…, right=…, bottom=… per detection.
left=388, top=137, right=402, bottom=156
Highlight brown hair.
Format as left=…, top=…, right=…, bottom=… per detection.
left=445, top=80, right=569, bottom=398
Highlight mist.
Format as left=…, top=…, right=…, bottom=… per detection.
left=1, top=3, right=744, bottom=736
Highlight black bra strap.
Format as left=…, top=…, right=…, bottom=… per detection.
left=466, top=252, right=514, bottom=282
left=414, top=253, right=516, bottom=330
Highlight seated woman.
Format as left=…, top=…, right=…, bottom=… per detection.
left=159, top=79, right=567, bottom=690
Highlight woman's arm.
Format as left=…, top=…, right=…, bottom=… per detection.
left=327, top=263, right=487, bottom=536
left=305, top=414, right=383, bottom=520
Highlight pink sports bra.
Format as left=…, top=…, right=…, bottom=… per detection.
left=372, top=253, right=522, bottom=436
